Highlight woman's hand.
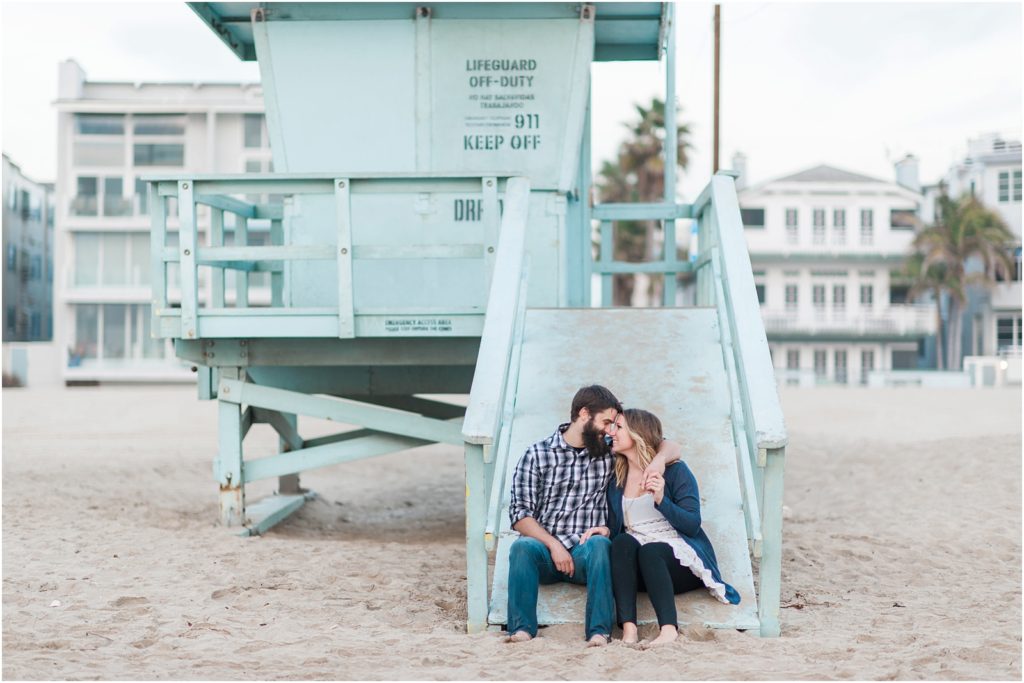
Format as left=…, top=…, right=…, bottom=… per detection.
left=580, top=526, right=610, bottom=543
left=645, top=472, right=665, bottom=505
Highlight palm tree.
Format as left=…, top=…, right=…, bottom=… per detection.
left=908, top=190, right=1015, bottom=370
left=902, top=253, right=952, bottom=369
left=595, top=98, right=692, bottom=305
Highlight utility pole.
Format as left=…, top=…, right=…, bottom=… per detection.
left=713, top=4, right=721, bottom=174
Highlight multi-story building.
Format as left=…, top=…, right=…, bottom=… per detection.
left=921, top=133, right=1022, bottom=363
left=3, top=153, right=54, bottom=343
left=736, top=160, right=937, bottom=386
left=54, top=60, right=270, bottom=383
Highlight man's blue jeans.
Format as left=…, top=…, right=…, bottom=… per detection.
left=506, top=535, right=613, bottom=640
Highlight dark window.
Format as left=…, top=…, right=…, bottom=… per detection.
left=755, top=283, right=765, bottom=304
left=833, top=284, right=846, bottom=307
left=833, top=209, right=846, bottom=227
left=134, top=143, right=184, bottom=167
left=785, top=284, right=798, bottom=308
left=998, top=172, right=1010, bottom=202
left=890, top=285, right=909, bottom=304
left=891, top=349, right=917, bottom=369
left=834, top=350, right=848, bottom=384
left=813, top=350, right=827, bottom=378
left=890, top=209, right=917, bottom=230
left=786, top=349, right=800, bottom=370
left=860, top=350, right=874, bottom=385
left=741, top=208, right=765, bottom=228
left=996, top=316, right=1018, bottom=350
left=812, top=284, right=826, bottom=306
left=1014, top=170, right=1022, bottom=202
left=860, top=284, right=873, bottom=306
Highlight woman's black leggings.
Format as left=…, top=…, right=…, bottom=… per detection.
left=611, top=533, right=704, bottom=627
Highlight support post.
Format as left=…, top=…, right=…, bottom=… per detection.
left=270, top=218, right=284, bottom=307
left=465, top=442, right=488, bottom=633
left=216, top=368, right=246, bottom=525
left=758, top=446, right=785, bottom=637
left=236, top=215, right=250, bottom=307
left=277, top=412, right=302, bottom=494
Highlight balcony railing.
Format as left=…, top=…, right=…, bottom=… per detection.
left=760, top=304, right=936, bottom=337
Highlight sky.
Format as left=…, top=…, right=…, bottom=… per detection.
left=1, top=0, right=1021, bottom=202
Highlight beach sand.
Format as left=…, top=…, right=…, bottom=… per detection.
left=2, top=385, right=1021, bottom=680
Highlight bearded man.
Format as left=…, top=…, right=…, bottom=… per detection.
left=505, top=385, right=681, bottom=646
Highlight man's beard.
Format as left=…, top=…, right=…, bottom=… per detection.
left=582, top=420, right=610, bottom=457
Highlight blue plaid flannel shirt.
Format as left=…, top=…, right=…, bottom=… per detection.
left=508, top=423, right=613, bottom=550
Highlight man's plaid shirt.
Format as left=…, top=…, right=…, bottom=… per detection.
left=508, top=423, right=612, bottom=550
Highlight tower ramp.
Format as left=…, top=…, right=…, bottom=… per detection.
left=488, top=307, right=760, bottom=632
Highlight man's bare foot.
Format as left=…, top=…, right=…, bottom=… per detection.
left=586, top=633, right=609, bottom=648
left=620, top=622, right=639, bottom=645
left=642, top=625, right=678, bottom=649
left=504, top=630, right=533, bottom=643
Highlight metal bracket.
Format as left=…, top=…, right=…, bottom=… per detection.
left=201, top=339, right=251, bottom=367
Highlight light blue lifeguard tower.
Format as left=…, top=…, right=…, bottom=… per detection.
left=149, top=2, right=787, bottom=637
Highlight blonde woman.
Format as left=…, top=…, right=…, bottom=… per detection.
left=599, top=408, right=740, bottom=647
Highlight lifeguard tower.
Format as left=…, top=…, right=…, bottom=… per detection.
left=148, top=2, right=787, bottom=637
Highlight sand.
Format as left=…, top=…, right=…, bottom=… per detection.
left=2, top=385, right=1021, bottom=680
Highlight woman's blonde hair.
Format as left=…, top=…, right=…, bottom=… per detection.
left=613, top=408, right=664, bottom=488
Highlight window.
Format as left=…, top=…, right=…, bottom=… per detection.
left=74, top=233, right=101, bottom=286
left=134, top=178, right=149, bottom=215
left=103, top=177, right=130, bottom=217
left=741, top=208, right=765, bottom=228
left=812, top=284, right=826, bottom=308
left=134, top=143, right=184, bottom=167
left=1014, top=170, right=1022, bottom=202
left=244, top=114, right=264, bottom=149
left=73, top=304, right=99, bottom=360
left=834, top=350, right=848, bottom=384
left=860, top=209, right=874, bottom=245
left=892, top=349, right=917, bottom=369
left=6, top=244, right=16, bottom=272
left=860, top=284, right=873, bottom=307
left=30, top=255, right=41, bottom=281
left=76, top=114, right=124, bottom=135
left=860, top=350, right=874, bottom=385
left=102, top=304, right=127, bottom=359
left=71, top=303, right=164, bottom=363
left=996, top=316, right=1021, bottom=351
left=785, top=284, right=798, bottom=309
left=999, top=171, right=1010, bottom=202
left=755, top=283, right=765, bottom=305
left=72, top=177, right=99, bottom=216
left=833, top=284, right=846, bottom=308
left=786, top=349, right=800, bottom=370
left=890, top=209, right=917, bottom=230
left=889, top=285, right=909, bottom=304
left=6, top=306, right=15, bottom=333
left=74, top=114, right=125, bottom=167
left=29, top=312, right=41, bottom=340
left=813, top=350, right=827, bottom=379
left=785, top=208, right=798, bottom=244
left=133, top=115, right=185, bottom=136
left=101, top=234, right=128, bottom=286
left=833, top=209, right=846, bottom=245
left=812, top=208, right=826, bottom=244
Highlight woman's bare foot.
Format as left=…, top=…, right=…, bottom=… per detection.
left=642, top=625, right=679, bottom=648
left=504, top=630, right=533, bottom=643
left=620, top=622, right=639, bottom=644
left=586, top=633, right=609, bottom=647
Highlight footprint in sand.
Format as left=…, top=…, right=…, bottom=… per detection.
left=211, top=587, right=242, bottom=600
left=110, top=596, right=148, bottom=608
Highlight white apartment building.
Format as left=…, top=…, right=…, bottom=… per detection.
left=737, top=161, right=936, bottom=386
left=55, top=60, right=270, bottom=383
left=3, top=153, right=54, bottom=343
left=921, top=133, right=1022, bottom=362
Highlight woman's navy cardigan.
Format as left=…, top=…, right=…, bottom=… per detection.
left=607, top=461, right=740, bottom=605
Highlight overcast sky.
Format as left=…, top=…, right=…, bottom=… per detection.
left=2, top=1, right=1021, bottom=201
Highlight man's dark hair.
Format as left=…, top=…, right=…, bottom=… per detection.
left=569, top=385, right=622, bottom=423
